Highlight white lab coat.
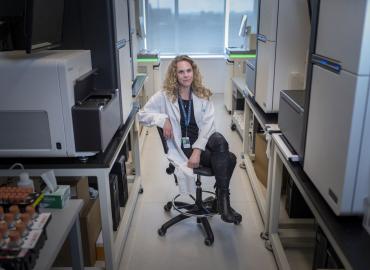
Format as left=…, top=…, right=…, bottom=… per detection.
left=137, top=90, right=216, bottom=194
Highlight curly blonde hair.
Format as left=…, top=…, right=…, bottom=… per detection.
left=163, top=55, right=212, bottom=102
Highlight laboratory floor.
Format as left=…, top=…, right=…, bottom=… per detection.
left=119, top=94, right=278, bottom=270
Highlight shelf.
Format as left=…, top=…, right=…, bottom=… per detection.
left=232, top=110, right=245, bottom=140
left=36, top=199, right=84, bottom=270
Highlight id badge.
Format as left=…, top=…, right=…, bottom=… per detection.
left=181, top=137, right=191, bottom=149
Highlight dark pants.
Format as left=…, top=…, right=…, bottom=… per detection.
left=198, top=132, right=237, bottom=189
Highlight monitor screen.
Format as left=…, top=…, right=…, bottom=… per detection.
left=25, top=0, right=64, bottom=53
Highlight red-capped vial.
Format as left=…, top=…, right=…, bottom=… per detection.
left=16, top=222, right=28, bottom=237
left=9, top=205, right=20, bottom=219
left=4, top=213, right=15, bottom=228
left=25, top=206, right=37, bottom=219
left=3, top=193, right=9, bottom=202
left=20, top=213, right=32, bottom=227
left=8, top=230, right=22, bottom=248
left=12, top=195, right=21, bottom=204
left=0, top=222, right=8, bottom=238
left=0, top=232, right=3, bottom=247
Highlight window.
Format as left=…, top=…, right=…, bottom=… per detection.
left=228, top=0, right=257, bottom=48
left=144, top=0, right=257, bottom=55
left=145, top=0, right=176, bottom=54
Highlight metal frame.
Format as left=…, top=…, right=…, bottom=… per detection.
left=266, top=134, right=352, bottom=270
left=0, top=119, right=142, bottom=270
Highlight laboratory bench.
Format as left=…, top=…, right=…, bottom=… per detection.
left=0, top=105, right=142, bottom=270
left=265, top=133, right=370, bottom=270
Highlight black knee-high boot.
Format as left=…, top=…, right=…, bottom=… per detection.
left=205, top=133, right=242, bottom=223
left=224, top=153, right=242, bottom=221
left=211, top=152, right=242, bottom=223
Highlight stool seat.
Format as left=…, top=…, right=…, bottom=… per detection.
left=193, top=166, right=214, bottom=176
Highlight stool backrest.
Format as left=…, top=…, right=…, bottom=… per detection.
left=157, top=127, right=169, bottom=154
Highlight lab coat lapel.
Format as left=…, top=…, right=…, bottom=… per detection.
left=172, top=99, right=181, bottom=123
left=192, top=94, right=202, bottom=126
left=168, top=98, right=183, bottom=156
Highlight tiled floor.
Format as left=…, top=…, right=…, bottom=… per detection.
left=119, top=94, right=277, bottom=270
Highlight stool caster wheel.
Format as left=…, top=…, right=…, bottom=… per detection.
left=164, top=202, right=172, bottom=212
left=197, top=217, right=201, bottom=223
left=231, top=123, right=236, bottom=131
left=233, top=215, right=242, bottom=225
left=158, top=228, right=166, bottom=236
left=139, top=187, right=144, bottom=194
left=204, top=238, right=213, bottom=246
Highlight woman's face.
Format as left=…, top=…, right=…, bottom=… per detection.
left=176, top=60, right=193, bottom=88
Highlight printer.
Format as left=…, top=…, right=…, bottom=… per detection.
left=0, top=50, right=121, bottom=157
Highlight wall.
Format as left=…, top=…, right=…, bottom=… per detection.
left=159, top=57, right=228, bottom=94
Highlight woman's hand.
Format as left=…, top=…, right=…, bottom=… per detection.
left=188, top=148, right=201, bottom=168
left=163, top=118, right=173, bottom=140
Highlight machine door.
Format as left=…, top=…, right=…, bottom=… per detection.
left=118, top=43, right=133, bottom=123
left=114, top=0, right=130, bottom=42
left=255, top=39, right=276, bottom=113
left=258, top=0, right=278, bottom=42
left=315, top=0, right=370, bottom=75
left=246, top=59, right=256, bottom=96
left=304, top=65, right=369, bottom=215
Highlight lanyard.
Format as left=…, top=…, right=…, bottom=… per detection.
left=178, top=90, right=192, bottom=135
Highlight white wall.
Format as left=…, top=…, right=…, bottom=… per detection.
left=159, top=57, right=228, bottom=94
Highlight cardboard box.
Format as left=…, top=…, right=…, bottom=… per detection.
left=54, top=198, right=101, bottom=267
left=80, top=198, right=102, bottom=266
left=254, top=133, right=268, bottom=188
left=41, top=185, right=70, bottom=209
left=95, top=231, right=105, bottom=261
left=57, top=176, right=90, bottom=212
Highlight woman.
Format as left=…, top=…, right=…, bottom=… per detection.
left=138, top=55, right=242, bottom=223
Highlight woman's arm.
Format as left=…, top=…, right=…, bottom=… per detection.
left=137, top=91, right=169, bottom=128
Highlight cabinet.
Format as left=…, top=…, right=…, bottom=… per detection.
left=255, top=0, right=309, bottom=113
